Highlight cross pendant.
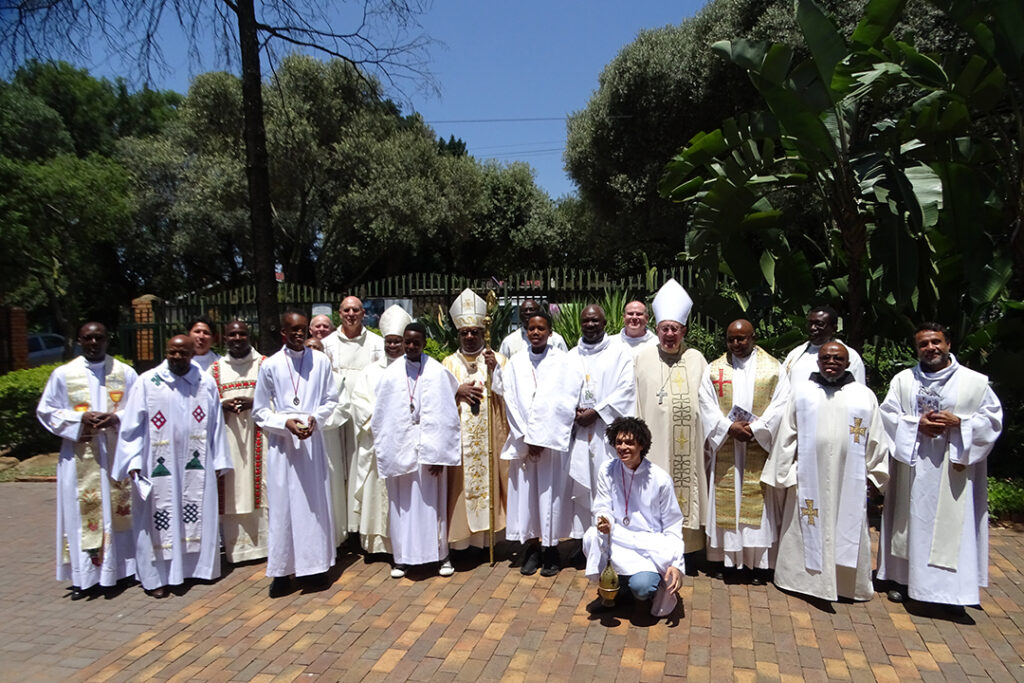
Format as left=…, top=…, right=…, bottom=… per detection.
left=657, top=388, right=667, bottom=405
left=409, top=401, right=414, bottom=414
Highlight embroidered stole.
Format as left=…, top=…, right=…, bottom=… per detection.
left=891, top=368, right=989, bottom=570
left=795, top=387, right=870, bottom=572
left=449, top=352, right=509, bottom=532
left=212, top=356, right=266, bottom=514
left=64, top=357, right=131, bottom=562
left=709, top=348, right=778, bottom=529
left=664, top=351, right=699, bottom=524
left=146, top=373, right=208, bottom=558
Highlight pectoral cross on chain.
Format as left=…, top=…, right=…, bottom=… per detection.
left=657, top=387, right=668, bottom=405
left=800, top=499, right=819, bottom=526
left=712, top=368, right=732, bottom=397
left=849, top=417, right=867, bottom=444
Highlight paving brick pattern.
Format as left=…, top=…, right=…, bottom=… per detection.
left=2, top=482, right=1023, bottom=682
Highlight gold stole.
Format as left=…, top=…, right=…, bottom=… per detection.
left=64, top=358, right=131, bottom=562
left=709, top=348, right=779, bottom=529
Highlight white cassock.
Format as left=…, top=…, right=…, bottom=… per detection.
left=782, top=341, right=865, bottom=385
left=211, top=348, right=269, bottom=562
left=583, top=458, right=685, bottom=578
left=762, top=375, right=888, bottom=601
left=698, top=348, right=789, bottom=569
left=253, top=347, right=338, bottom=578
left=567, top=336, right=636, bottom=537
left=114, top=361, right=231, bottom=590
left=322, top=328, right=384, bottom=541
left=372, top=355, right=461, bottom=565
left=345, top=356, right=396, bottom=554
left=37, top=356, right=138, bottom=589
left=614, top=328, right=657, bottom=357
left=501, top=346, right=584, bottom=546
left=499, top=328, right=568, bottom=358
left=877, top=357, right=1002, bottom=605
left=192, top=351, right=220, bottom=374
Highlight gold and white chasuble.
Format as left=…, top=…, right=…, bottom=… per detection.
left=634, top=343, right=708, bottom=551
left=443, top=350, right=511, bottom=546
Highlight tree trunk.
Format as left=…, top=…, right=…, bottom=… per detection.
left=236, top=0, right=280, bottom=354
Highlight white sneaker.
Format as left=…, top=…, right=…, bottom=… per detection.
left=391, top=565, right=406, bottom=579
left=439, top=558, right=454, bottom=577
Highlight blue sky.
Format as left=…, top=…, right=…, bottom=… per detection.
left=82, top=1, right=708, bottom=198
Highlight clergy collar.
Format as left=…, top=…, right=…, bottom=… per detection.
left=576, top=334, right=611, bottom=355
left=620, top=328, right=654, bottom=343
left=158, top=360, right=200, bottom=385
left=809, top=370, right=855, bottom=388
left=337, top=327, right=366, bottom=343
left=914, top=354, right=959, bottom=384
left=728, top=347, right=756, bottom=368
left=284, top=346, right=306, bottom=358
left=225, top=347, right=258, bottom=364
left=658, top=344, right=686, bottom=363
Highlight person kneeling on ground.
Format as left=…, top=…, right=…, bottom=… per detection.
left=582, top=417, right=684, bottom=617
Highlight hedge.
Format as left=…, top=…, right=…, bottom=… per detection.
left=0, top=363, right=61, bottom=458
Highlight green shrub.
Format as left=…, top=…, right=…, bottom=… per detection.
left=0, top=363, right=62, bottom=458
left=988, top=478, right=1024, bottom=522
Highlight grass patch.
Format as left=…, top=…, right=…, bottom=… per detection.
left=0, top=463, right=57, bottom=482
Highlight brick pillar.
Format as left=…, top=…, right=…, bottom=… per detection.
left=132, top=295, right=161, bottom=365
left=0, top=306, right=28, bottom=374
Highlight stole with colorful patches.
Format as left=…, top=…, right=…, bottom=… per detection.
left=145, top=375, right=208, bottom=558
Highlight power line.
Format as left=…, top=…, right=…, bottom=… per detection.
left=427, top=117, right=567, bottom=123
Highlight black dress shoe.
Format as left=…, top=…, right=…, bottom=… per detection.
left=269, top=576, right=291, bottom=598
left=887, top=589, right=905, bottom=603
left=751, top=574, right=766, bottom=586
left=520, top=544, right=541, bottom=576
left=539, top=546, right=560, bottom=577
left=146, top=586, right=169, bottom=599
left=69, top=585, right=86, bottom=600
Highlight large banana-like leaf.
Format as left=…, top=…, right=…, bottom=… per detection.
left=796, top=0, right=849, bottom=104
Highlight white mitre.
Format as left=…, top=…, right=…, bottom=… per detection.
left=652, top=278, right=694, bottom=325
left=379, top=304, right=412, bottom=337
left=449, top=288, right=487, bottom=330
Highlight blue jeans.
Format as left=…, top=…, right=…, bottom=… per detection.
left=627, top=571, right=661, bottom=600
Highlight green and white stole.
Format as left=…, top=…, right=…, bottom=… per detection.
left=145, top=372, right=208, bottom=558
left=709, top=348, right=778, bottom=529
left=64, top=357, right=131, bottom=562
left=891, top=366, right=988, bottom=570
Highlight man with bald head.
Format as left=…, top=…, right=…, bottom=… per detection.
left=37, top=322, right=139, bottom=599
left=321, top=296, right=384, bottom=546
left=698, top=319, right=789, bottom=582
left=212, top=321, right=269, bottom=563
left=115, top=334, right=232, bottom=598
left=567, top=304, right=636, bottom=538
left=761, top=342, right=888, bottom=602
left=499, top=298, right=568, bottom=357
left=616, top=300, right=657, bottom=356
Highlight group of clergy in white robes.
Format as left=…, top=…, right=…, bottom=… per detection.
left=38, top=293, right=1002, bottom=613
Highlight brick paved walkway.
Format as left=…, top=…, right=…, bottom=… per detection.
left=2, top=482, right=1023, bottom=682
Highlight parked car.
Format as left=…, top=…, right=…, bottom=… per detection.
left=28, top=333, right=67, bottom=367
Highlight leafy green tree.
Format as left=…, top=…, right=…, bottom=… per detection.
left=0, top=154, right=133, bottom=348
left=565, top=0, right=967, bottom=274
